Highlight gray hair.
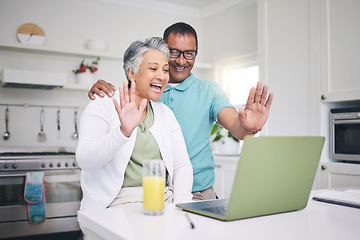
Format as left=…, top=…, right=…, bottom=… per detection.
left=123, top=37, right=170, bottom=83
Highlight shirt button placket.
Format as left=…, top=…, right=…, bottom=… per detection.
left=168, top=89, right=175, bottom=108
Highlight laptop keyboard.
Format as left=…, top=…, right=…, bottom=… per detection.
left=200, top=206, right=228, bottom=215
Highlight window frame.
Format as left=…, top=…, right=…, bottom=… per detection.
left=215, top=53, right=258, bottom=109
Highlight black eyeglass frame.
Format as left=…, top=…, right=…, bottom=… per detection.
left=169, top=48, right=198, bottom=60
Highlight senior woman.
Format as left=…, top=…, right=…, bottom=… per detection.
left=76, top=37, right=193, bottom=210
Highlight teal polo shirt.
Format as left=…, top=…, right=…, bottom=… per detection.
left=158, top=73, right=234, bottom=192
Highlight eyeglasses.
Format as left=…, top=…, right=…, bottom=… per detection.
left=169, top=49, right=198, bottom=60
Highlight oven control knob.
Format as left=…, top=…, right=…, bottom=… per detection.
left=73, top=162, right=77, bottom=167
left=65, top=162, right=69, bottom=167
left=41, top=163, right=46, bottom=168
left=4, top=164, right=9, bottom=169
left=57, top=163, right=61, bottom=168
left=12, top=164, right=17, bottom=169
left=357, top=113, right=360, bottom=118
left=49, top=163, right=53, bottom=168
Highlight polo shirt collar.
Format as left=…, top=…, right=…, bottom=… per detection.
left=164, top=73, right=195, bottom=92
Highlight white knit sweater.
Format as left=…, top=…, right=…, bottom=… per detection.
left=76, top=91, right=193, bottom=210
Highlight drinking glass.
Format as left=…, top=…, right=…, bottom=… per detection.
left=143, top=159, right=166, bottom=215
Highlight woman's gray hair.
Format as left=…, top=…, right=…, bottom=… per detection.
left=123, top=37, right=170, bottom=83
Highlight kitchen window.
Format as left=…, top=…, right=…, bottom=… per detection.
left=216, top=53, right=259, bottom=108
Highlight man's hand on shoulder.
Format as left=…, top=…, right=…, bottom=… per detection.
left=88, top=79, right=116, bottom=100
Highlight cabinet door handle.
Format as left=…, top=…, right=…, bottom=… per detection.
left=215, top=164, right=221, bottom=168
left=321, top=165, right=326, bottom=170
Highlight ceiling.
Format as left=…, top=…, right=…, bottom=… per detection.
left=92, top=0, right=254, bottom=18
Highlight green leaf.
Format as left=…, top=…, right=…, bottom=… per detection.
left=213, top=133, right=224, bottom=142
left=228, top=132, right=240, bottom=142
left=211, top=124, right=220, bottom=136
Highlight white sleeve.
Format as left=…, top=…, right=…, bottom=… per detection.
left=168, top=111, right=194, bottom=203
left=76, top=95, right=133, bottom=171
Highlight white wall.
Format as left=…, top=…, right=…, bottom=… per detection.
left=202, top=2, right=258, bottom=82
left=258, top=0, right=312, bottom=136
left=202, top=2, right=257, bottom=62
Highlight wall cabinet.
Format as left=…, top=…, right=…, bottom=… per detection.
left=319, top=0, right=360, bottom=102
left=213, top=154, right=239, bottom=199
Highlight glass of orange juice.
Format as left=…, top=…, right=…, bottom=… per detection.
left=143, top=159, right=166, bottom=215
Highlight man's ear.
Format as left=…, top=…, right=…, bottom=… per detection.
left=127, top=69, right=136, bottom=82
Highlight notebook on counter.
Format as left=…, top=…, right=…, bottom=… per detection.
left=176, top=136, right=325, bottom=221
left=313, top=189, right=360, bottom=209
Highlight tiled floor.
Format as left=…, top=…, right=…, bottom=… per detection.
left=1, top=231, right=83, bottom=240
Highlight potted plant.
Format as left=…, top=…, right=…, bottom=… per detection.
left=73, top=57, right=100, bottom=85
left=210, top=124, right=241, bottom=155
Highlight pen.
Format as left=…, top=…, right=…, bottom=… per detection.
left=185, top=213, right=195, bottom=229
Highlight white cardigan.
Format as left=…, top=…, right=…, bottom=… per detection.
left=76, top=92, right=193, bottom=210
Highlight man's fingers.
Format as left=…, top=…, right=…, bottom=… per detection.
left=260, top=84, right=269, bottom=105
left=238, top=108, right=246, bottom=122
left=265, top=92, right=274, bottom=110
left=88, top=91, right=96, bottom=100
left=109, top=83, right=116, bottom=92
left=245, top=87, right=256, bottom=107
left=88, top=86, right=105, bottom=99
left=90, top=80, right=115, bottom=98
left=96, top=79, right=115, bottom=96
left=254, top=81, right=262, bottom=103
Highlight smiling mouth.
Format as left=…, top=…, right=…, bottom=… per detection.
left=173, top=65, right=186, bottom=71
left=150, top=83, right=163, bottom=93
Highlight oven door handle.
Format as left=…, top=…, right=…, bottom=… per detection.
left=0, top=170, right=80, bottom=178
left=333, top=119, right=360, bottom=124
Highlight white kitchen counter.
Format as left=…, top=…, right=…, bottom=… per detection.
left=78, top=190, right=360, bottom=240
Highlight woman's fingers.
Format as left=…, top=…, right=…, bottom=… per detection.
left=129, top=81, right=136, bottom=103
left=119, top=82, right=126, bottom=109
left=123, top=80, right=129, bottom=103
left=112, top=98, right=121, bottom=115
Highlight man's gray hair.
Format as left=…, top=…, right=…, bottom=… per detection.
left=123, top=37, right=170, bottom=82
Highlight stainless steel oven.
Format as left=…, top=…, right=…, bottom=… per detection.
left=330, top=107, right=360, bottom=162
left=0, top=147, right=82, bottom=239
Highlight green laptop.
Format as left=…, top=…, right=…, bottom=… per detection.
left=176, top=136, right=325, bottom=221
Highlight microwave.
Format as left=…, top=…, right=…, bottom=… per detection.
left=330, top=107, right=360, bottom=162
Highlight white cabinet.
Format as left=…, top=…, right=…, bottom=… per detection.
left=319, top=0, right=360, bottom=102
left=258, top=0, right=360, bottom=189
left=320, top=162, right=360, bottom=188
left=213, top=154, right=239, bottom=199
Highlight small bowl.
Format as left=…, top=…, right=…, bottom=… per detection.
left=85, top=40, right=108, bottom=51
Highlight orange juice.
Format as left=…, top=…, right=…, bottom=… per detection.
left=143, top=176, right=165, bottom=212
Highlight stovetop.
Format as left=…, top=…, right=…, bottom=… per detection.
left=0, top=147, right=78, bottom=171
left=0, top=147, right=74, bottom=155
